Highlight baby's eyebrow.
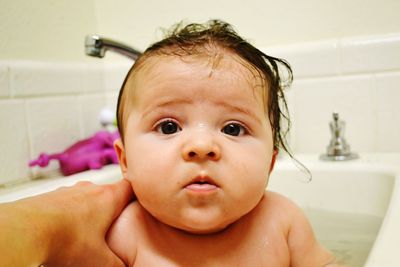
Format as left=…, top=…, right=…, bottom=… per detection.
left=215, top=101, right=262, bottom=124
left=141, top=99, right=192, bottom=119
left=140, top=98, right=263, bottom=124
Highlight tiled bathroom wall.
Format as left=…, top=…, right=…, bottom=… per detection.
left=264, top=33, right=400, bottom=155
left=0, top=61, right=131, bottom=185
left=1, top=32, right=399, bottom=186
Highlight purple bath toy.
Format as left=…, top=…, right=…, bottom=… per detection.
left=29, top=130, right=120, bottom=176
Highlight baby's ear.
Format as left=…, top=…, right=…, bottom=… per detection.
left=114, top=139, right=128, bottom=179
left=269, top=149, right=279, bottom=174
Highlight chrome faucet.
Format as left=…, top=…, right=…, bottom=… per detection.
left=85, top=35, right=142, bottom=60
left=320, top=112, right=358, bottom=161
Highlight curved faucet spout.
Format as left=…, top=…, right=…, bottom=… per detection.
left=85, top=35, right=142, bottom=60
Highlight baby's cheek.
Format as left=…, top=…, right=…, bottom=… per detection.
left=127, top=158, right=164, bottom=193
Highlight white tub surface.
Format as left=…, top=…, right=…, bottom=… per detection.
left=269, top=154, right=400, bottom=267
left=0, top=153, right=399, bottom=267
left=0, top=165, right=122, bottom=203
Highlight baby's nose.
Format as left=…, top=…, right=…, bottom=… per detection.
left=181, top=133, right=221, bottom=161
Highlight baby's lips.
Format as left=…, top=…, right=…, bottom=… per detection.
left=185, top=183, right=218, bottom=191
left=184, top=174, right=220, bottom=189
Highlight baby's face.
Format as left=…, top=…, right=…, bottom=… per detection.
left=117, top=54, right=275, bottom=234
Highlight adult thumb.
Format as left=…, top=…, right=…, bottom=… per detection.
left=108, top=178, right=135, bottom=221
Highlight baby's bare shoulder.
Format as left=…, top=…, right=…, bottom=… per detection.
left=120, top=201, right=147, bottom=221
left=110, top=201, right=146, bottom=231
left=106, top=201, right=144, bottom=266
left=262, top=191, right=336, bottom=266
left=238, top=191, right=305, bottom=244
left=261, top=190, right=308, bottom=232
left=261, top=191, right=303, bottom=218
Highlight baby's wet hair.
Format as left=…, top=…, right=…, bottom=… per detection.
left=117, top=19, right=293, bottom=156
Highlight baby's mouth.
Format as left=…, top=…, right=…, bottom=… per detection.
left=184, top=176, right=219, bottom=192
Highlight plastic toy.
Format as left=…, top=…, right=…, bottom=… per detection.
left=29, top=130, right=120, bottom=176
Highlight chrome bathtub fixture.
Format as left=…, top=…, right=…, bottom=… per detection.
left=85, top=35, right=142, bottom=60
left=320, top=112, right=359, bottom=161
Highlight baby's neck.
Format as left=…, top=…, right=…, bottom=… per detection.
left=158, top=218, right=237, bottom=237
left=140, top=206, right=256, bottom=247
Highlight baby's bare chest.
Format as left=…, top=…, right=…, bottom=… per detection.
left=132, top=225, right=290, bottom=267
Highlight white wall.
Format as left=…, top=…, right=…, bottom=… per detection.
left=95, top=0, right=400, bottom=51
left=266, top=35, right=400, bottom=154
left=1, top=0, right=399, bottom=60
left=0, top=0, right=97, bottom=61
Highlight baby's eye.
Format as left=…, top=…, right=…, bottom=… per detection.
left=221, top=123, right=246, bottom=136
left=156, top=120, right=181, bottom=135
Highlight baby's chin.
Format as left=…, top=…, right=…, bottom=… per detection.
left=175, top=222, right=233, bottom=235
left=154, top=212, right=240, bottom=235
left=138, top=197, right=261, bottom=235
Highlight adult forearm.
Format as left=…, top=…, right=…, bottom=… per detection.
left=0, top=200, right=51, bottom=267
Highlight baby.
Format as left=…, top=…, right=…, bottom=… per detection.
left=107, top=20, right=339, bottom=267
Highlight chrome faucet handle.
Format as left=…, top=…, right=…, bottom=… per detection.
left=320, top=112, right=358, bottom=161
left=330, top=112, right=344, bottom=140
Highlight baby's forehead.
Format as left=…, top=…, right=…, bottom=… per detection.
left=126, top=53, right=269, bottom=115
left=133, top=52, right=266, bottom=90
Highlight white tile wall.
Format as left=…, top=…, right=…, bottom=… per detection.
left=0, top=61, right=127, bottom=185
left=266, top=40, right=341, bottom=78
left=292, top=75, right=377, bottom=153
left=10, top=62, right=85, bottom=97
left=0, top=63, right=10, bottom=98
left=26, top=96, right=82, bottom=155
left=26, top=96, right=82, bottom=178
left=0, top=99, right=31, bottom=184
left=339, top=34, right=400, bottom=74
left=105, top=91, right=120, bottom=115
left=264, top=32, right=400, bottom=155
left=375, top=72, right=400, bottom=152
left=102, top=63, right=132, bottom=92
left=0, top=32, right=399, bottom=185
left=78, top=94, right=106, bottom=138
left=81, top=65, right=107, bottom=94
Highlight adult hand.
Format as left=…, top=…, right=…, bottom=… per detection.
left=0, top=178, right=134, bottom=267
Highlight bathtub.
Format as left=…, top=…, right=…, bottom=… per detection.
left=0, top=153, right=399, bottom=267
left=268, top=154, right=399, bottom=267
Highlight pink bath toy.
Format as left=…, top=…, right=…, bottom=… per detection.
left=29, top=130, right=120, bottom=176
